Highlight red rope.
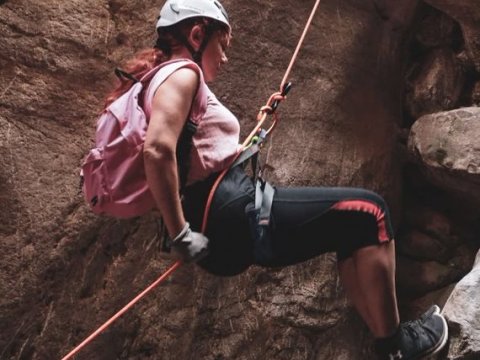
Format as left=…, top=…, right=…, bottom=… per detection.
left=61, top=261, right=182, bottom=360
left=281, top=0, right=322, bottom=91
left=62, top=1, right=321, bottom=358
left=202, top=0, right=321, bottom=232
left=201, top=91, right=284, bottom=233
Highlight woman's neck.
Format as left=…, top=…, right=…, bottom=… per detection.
left=169, top=48, right=193, bottom=61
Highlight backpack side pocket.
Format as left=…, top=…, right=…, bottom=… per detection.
left=81, top=148, right=110, bottom=214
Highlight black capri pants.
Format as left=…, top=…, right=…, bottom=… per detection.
left=183, top=166, right=394, bottom=277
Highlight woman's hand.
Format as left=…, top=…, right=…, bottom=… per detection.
left=170, top=222, right=209, bottom=262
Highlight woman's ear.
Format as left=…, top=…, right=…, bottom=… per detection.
left=188, top=24, right=205, bottom=51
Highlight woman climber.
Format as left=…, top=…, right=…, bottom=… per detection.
left=103, top=1, right=448, bottom=359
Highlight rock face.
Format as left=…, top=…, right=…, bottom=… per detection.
left=405, top=48, right=465, bottom=120
left=424, top=0, right=480, bottom=72
left=1, top=0, right=479, bottom=360
left=395, top=204, right=477, bottom=301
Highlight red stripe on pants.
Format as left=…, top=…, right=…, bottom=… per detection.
left=331, top=200, right=389, bottom=243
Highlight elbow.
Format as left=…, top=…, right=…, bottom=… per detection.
left=143, top=142, right=176, bottom=165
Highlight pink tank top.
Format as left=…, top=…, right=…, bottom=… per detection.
left=144, top=59, right=240, bottom=185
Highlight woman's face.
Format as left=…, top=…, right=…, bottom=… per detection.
left=201, top=30, right=230, bottom=82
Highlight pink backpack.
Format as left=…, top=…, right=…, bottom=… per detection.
left=81, top=59, right=206, bottom=218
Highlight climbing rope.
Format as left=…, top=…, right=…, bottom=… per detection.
left=61, top=1, right=321, bottom=358
left=200, top=88, right=289, bottom=233
left=61, top=261, right=181, bottom=360
left=201, top=0, right=322, bottom=233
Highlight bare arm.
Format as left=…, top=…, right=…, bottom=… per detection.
left=143, top=67, right=199, bottom=239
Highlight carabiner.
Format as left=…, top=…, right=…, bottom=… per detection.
left=270, top=82, right=292, bottom=114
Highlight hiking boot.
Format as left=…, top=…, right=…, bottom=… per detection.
left=375, top=305, right=449, bottom=360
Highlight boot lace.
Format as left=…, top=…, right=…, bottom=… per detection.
left=402, top=319, right=421, bottom=340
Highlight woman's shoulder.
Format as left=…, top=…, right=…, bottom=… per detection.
left=165, top=66, right=199, bottom=86
left=143, top=60, right=204, bottom=116
left=158, top=59, right=202, bottom=81
left=151, top=60, right=203, bottom=93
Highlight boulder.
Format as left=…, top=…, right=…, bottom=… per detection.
left=408, top=107, right=480, bottom=207
left=398, top=204, right=465, bottom=261
left=403, top=205, right=456, bottom=245
left=396, top=243, right=475, bottom=297
left=401, top=283, right=456, bottom=320
left=443, top=249, right=480, bottom=359
left=398, top=229, right=452, bottom=263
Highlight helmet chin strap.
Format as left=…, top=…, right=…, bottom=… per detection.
left=170, top=24, right=215, bottom=68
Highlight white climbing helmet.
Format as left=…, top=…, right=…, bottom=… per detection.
left=156, top=0, right=230, bottom=30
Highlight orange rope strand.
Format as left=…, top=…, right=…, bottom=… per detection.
left=201, top=91, right=283, bottom=233
left=280, top=0, right=322, bottom=90
left=202, top=0, right=322, bottom=233
left=61, top=261, right=182, bottom=360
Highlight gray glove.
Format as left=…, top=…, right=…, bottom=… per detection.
left=170, top=222, right=209, bottom=263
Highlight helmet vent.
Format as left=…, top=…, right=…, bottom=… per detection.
left=213, top=1, right=228, bottom=20
left=156, top=0, right=230, bottom=30
left=170, top=3, right=180, bottom=14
